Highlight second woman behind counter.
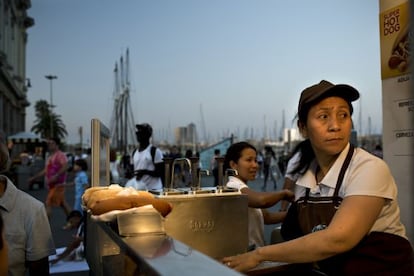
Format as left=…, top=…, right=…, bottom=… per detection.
left=223, top=141, right=294, bottom=250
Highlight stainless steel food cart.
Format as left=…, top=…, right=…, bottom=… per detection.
left=85, top=119, right=303, bottom=275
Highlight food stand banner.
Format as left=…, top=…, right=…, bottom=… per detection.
left=379, top=0, right=413, bottom=241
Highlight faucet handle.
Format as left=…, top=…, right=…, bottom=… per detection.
left=192, top=169, right=209, bottom=192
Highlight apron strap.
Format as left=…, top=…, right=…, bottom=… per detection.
left=333, top=144, right=354, bottom=197
left=305, top=144, right=355, bottom=199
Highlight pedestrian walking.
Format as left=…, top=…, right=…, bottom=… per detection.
left=211, top=149, right=220, bottom=186
left=29, top=137, right=72, bottom=219
left=65, top=158, right=89, bottom=215
left=262, top=146, right=278, bottom=191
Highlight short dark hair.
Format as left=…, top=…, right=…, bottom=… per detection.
left=49, top=137, right=61, bottom=146
left=66, top=210, right=83, bottom=222
left=135, top=123, right=153, bottom=136
left=75, top=158, right=88, bottom=171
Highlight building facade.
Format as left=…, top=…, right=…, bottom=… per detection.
left=174, top=123, right=197, bottom=150
left=0, top=0, right=33, bottom=136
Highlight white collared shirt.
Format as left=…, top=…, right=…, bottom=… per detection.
left=294, top=143, right=407, bottom=238
left=226, top=176, right=265, bottom=248
left=0, top=176, right=55, bottom=275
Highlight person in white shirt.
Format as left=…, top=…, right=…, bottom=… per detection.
left=0, top=129, right=55, bottom=275
left=223, top=80, right=414, bottom=275
left=224, top=141, right=294, bottom=250
left=126, top=123, right=164, bottom=191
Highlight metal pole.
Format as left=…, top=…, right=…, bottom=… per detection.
left=45, top=75, right=57, bottom=137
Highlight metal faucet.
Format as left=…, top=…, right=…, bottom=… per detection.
left=162, top=157, right=174, bottom=193
left=170, top=158, right=192, bottom=190
left=194, top=169, right=210, bottom=192
left=216, top=156, right=225, bottom=188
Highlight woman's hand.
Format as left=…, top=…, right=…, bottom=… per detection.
left=283, top=189, right=295, bottom=202
left=222, top=250, right=261, bottom=272
left=49, top=256, right=61, bottom=265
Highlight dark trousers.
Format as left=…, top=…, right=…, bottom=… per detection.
left=212, top=168, right=219, bottom=186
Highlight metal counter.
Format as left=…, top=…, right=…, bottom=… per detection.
left=85, top=216, right=243, bottom=276
left=85, top=216, right=306, bottom=276
left=85, top=191, right=305, bottom=276
left=160, top=191, right=249, bottom=259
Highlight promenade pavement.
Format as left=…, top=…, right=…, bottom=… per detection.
left=25, top=172, right=285, bottom=276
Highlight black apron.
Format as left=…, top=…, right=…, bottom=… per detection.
left=280, top=145, right=414, bottom=275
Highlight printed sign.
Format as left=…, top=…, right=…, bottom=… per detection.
left=379, top=1, right=410, bottom=79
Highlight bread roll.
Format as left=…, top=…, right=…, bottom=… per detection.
left=82, top=186, right=107, bottom=205
left=87, top=189, right=123, bottom=209
left=90, top=195, right=172, bottom=217
left=83, top=185, right=124, bottom=208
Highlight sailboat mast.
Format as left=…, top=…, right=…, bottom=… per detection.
left=110, top=48, right=136, bottom=154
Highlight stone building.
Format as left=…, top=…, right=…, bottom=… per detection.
left=0, top=0, right=34, bottom=136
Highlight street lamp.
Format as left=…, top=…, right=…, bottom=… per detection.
left=26, top=78, right=31, bottom=88
left=45, top=75, right=57, bottom=137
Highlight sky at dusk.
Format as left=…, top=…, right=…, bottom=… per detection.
left=25, top=0, right=383, bottom=145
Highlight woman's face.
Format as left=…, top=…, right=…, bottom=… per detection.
left=301, top=96, right=352, bottom=158
left=230, top=148, right=258, bottom=183
left=47, top=139, right=58, bottom=151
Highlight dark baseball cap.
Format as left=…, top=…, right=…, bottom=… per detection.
left=135, top=123, right=153, bottom=136
left=298, top=80, right=360, bottom=114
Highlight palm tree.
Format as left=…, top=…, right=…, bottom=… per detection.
left=31, top=99, right=68, bottom=139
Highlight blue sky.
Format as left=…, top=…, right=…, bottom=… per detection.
left=26, top=0, right=382, bottom=145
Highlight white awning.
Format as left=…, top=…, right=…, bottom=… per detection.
left=7, top=131, right=46, bottom=144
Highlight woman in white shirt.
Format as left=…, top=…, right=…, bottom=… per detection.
left=224, top=141, right=294, bottom=250
left=223, top=80, right=414, bottom=275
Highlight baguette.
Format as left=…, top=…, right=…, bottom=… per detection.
left=90, top=194, right=172, bottom=217
left=83, top=185, right=124, bottom=208
left=87, top=189, right=124, bottom=209
left=82, top=186, right=107, bottom=205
